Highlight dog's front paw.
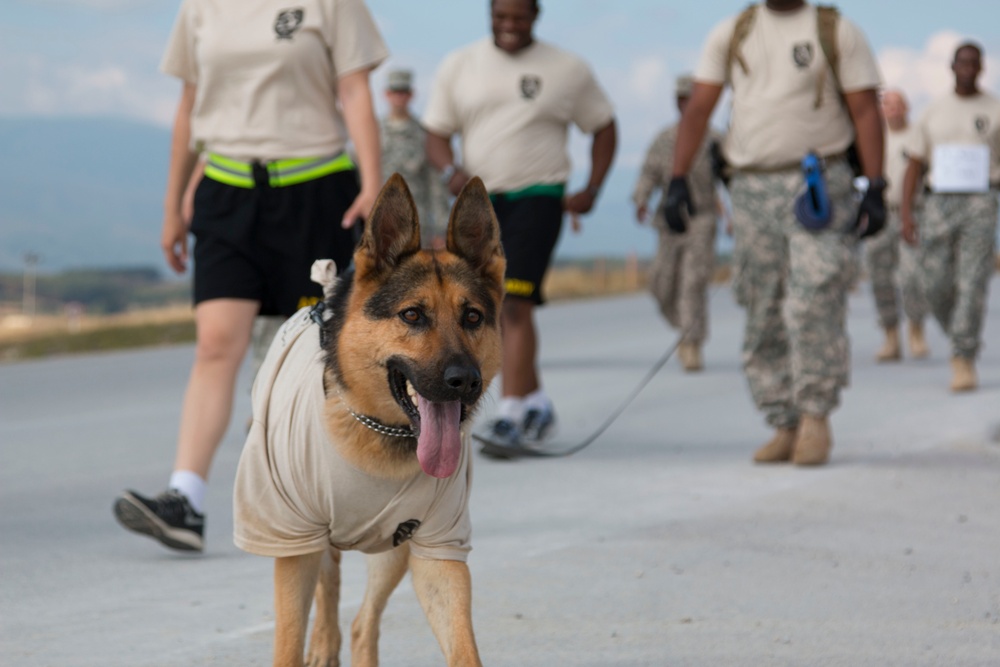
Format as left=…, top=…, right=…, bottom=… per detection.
left=304, top=648, right=340, bottom=667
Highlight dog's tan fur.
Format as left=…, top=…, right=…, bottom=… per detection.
left=270, top=174, right=504, bottom=667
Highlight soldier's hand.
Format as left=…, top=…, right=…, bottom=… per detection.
left=635, top=204, right=648, bottom=223
left=446, top=169, right=471, bottom=197
left=856, top=177, right=886, bottom=239
left=663, top=176, right=695, bottom=234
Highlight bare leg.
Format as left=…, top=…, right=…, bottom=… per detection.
left=307, top=547, right=343, bottom=667
left=173, top=298, right=258, bottom=478
left=274, top=552, right=324, bottom=667
left=351, top=545, right=410, bottom=667
left=499, top=297, right=539, bottom=397
left=410, top=556, right=482, bottom=667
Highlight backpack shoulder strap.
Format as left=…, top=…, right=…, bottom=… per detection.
left=726, top=4, right=758, bottom=80
left=814, top=4, right=842, bottom=108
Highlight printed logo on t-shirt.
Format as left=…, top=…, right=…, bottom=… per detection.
left=274, top=8, right=304, bottom=40
left=393, top=519, right=421, bottom=547
left=792, top=42, right=814, bottom=69
left=975, top=115, right=990, bottom=135
left=520, top=75, right=542, bottom=100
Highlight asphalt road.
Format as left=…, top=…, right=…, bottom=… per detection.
left=2, top=279, right=999, bottom=666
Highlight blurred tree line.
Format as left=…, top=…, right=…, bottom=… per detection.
left=0, top=267, right=189, bottom=315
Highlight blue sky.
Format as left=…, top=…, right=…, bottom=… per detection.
left=5, top=0, right=1000, bottom=260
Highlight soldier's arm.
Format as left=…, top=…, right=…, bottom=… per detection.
left=426, top=130, right=468, bottom=197
left=843, top=88, right=884, bottom=180
left=672, top=82, right=723, bottom=177
left=900, top=156, right=923, bottom=246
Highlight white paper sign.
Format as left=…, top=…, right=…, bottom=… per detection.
left=931, top=144, right=990, bottom=193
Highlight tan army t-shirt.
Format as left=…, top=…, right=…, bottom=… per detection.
left=161, top=0, right=389, bottom=162
left=233, top=307, right=473, bottom=562
left=907, top=91, right=1000, bottom=190
left=694, top=3, right=881, bottom=170
left=423, top=37, right=615, bottom=193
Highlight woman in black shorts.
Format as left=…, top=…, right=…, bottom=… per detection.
left=112, top=0, right=388, bottom=553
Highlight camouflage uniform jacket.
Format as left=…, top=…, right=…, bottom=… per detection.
left=633, top=124, right=722, bottom=228
left=380, top=115, right=450, bottom=243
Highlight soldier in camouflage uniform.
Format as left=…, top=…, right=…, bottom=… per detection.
left=865, top=89, right=929, bottom=362
left=380, top=69, right=450, bottom=247
left=901, top=43, right=1000, bottom=392
left=633, top=75, right=721, bottom=372
left=666, top=1, right=885, bottom=466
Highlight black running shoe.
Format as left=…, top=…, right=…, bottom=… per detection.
left=521, top=405, right=557, bottom=444
left=476, top=418, right=524, bottom=459
left=113, top=489, right=205, bottom=552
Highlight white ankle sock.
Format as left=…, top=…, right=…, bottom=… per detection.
left=497, top=396, right=526, bottom=423
left=169, top=470, right=207, bottom=514
left=523, top=388, right=552, bottom=412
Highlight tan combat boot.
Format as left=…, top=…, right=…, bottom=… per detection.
left=875, top=327, right=901, bottom=362
left=792, top=415, right=832, bottom=466
left=678, top=342, right=703, bottom=373
left=908, top=321, right=929, bottom=359
left=950, top=357, right=977, bottom=392
left=753, top=427, right=797, bottom=463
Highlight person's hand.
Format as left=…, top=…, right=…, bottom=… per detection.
left=856, top=177, right=887, bottom=239
left=445, top=169, right=471, bottom=197
left=161, top=210, right=189, bottom=274
left=663, top=176, right=695, bottom=233
left=901, top=209, right=918, bottom=246
left=564, top=188, right=597, bottom=216
left=635, top=204, right=648, bottom=224
left=342, top=187, right=379, bottom=228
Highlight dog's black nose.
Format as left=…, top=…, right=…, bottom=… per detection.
left=444, top=363, right=482, bottom=398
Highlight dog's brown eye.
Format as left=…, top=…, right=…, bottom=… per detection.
left=400, top=308, right=423, bottom=324
left=464, top=309, right=483, bottom=327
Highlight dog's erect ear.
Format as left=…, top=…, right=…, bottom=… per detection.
left=357, top=173, right=421, bottom=276
left=446, top=177, right=504, bottom=272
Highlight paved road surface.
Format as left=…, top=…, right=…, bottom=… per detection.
left=2, top=279, right=999, bottom=666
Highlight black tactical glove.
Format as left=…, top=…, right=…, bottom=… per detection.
left=663, top=176, right=695, bottom=234
left=856, top=177, right=887, bottom=238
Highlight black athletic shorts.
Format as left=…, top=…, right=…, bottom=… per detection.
left=190, top=169, right=360, bottom=317
left=489, top=193, right=563, bottom=305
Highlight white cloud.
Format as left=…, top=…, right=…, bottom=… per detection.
left=0, top=53, right=175, bottom=125
left=879, top=30, right=1000, bottom=117
left=628, top=56, right=668, bottom=103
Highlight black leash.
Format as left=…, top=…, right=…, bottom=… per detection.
left=476, top=280, right=725, bottom=460
left=475, top=333, right=683, bottom=458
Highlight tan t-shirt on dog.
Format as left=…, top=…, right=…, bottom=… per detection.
left=694, top=3, right=881, bottom=169
left=161, top=0, right=388, bottom=162
left=422, top=37, right=615, bottom=193
left=233, top=307, right=473, bottom=562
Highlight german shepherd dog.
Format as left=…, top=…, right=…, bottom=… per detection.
left=232, top=174, right=505, bottom=666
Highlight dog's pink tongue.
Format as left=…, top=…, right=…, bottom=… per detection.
left=416, top=396, right=463, bottom=478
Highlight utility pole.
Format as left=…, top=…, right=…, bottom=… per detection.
left=23, top=252, right=39, bottom=321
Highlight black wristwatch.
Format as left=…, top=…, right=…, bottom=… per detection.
left=585, top=184, right=601, bottom=199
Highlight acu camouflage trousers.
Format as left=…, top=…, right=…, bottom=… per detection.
left=918, top=192, right=998, bottom=359
left=649, top=212, right=717, bottom=344
left=729, top=160, right=859, bottom=428
left=864, top=209, right=928, bottom=329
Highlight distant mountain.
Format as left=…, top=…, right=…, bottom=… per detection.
left=0, top=115, right=662, bottom=275
left=0, top=116, right=171, bottom=273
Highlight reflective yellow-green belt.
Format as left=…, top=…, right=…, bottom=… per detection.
left=204, top=152, right=355, bottom=188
